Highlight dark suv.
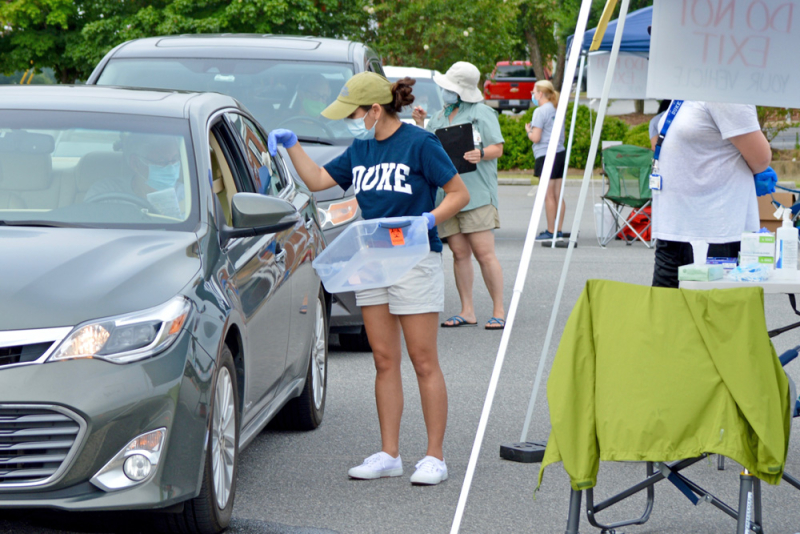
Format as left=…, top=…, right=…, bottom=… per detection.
left=87, top=34, right=381, bottom=351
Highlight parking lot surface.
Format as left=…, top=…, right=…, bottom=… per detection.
left=3, top=183, right=799, bottom=533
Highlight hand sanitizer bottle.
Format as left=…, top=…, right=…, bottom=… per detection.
left=775, top=210, right=798, bottom=279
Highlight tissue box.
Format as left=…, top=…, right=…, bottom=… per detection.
left=740, top=232, right=776, bottom=255
left=739, top=253, right=775, bottom=269
left=678, top=263, right=724, bottom=281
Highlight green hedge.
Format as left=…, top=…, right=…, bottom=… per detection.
left=496, top=104, right=631, bottom=171
left=623, top=123, right=652, bottom=149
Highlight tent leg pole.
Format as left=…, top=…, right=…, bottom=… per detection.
left=517, top=0, right=632, bottom=445
left=552, top=53, right=586, bottom=249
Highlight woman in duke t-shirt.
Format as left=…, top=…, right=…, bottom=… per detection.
left=268, top=72, right=469, bottom=485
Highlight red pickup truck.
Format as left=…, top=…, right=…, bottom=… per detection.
left=483, top=60, right=538, bottom=113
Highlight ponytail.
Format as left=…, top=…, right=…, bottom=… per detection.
left=535, top=80, right=559, bottom=107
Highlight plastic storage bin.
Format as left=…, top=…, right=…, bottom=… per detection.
left=313, top=216, right=430, bottom=293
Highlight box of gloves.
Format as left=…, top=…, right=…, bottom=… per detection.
left=739, top=231, right=776, bottom=270
left=740, top=231, right=776, bottom=256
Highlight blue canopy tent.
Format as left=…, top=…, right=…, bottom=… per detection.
left=567, top=5, right=652, bottom=53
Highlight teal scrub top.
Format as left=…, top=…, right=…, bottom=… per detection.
left=426, top=101, right=504, bottom=212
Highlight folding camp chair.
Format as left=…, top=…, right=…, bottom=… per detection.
left=539, top=280, right=799, bottom=534
left=598, top=145, right=654, bottom=248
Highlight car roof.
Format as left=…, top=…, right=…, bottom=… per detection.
left=0, top=85, right=239, bottom=118
left=383, top=66, right=440, bottom=80
left=108, top=34, right=365, bottom=62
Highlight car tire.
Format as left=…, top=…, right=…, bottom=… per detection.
left=156, top=344, right=239, bottom=534
left=338, top=326, right=371, bottom=352
left=272, top=287, right=328, bottom=430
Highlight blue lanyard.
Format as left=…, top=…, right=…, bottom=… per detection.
left=653, top=100, right=684, bottom=164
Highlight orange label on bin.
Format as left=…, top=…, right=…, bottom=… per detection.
left=389, top=228, right=405, bottom=246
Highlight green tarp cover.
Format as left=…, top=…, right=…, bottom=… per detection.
left=539, top=280, right=791, bottom=491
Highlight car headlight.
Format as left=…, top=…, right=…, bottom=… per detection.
left=317, top=197, right=360, bottom=230
left=48, top=296, right=191, bottom=364
left=91, top=428, right=166, bottom=491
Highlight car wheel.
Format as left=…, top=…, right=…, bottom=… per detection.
left=272, top=287, right=328, bottom=430
left=338, top=326, right=371, bottom=352
left=157, top=345, right=239, bottom=534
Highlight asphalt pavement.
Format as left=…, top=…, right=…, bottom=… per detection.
left=2, top=183, right=800, bottom=533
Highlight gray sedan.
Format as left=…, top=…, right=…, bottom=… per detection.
left=0, top=86, right=328, bottom=533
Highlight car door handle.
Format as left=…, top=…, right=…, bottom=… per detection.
left=275, top=243, right=286, bottom=263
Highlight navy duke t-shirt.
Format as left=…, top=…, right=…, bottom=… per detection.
left=324, top=123, right=457, bottom=253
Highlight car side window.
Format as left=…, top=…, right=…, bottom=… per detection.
left=225, top=113, right=287, bottom=197
left=368, top=59, right=384, bottom=76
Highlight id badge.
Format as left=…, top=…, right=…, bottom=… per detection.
left=649, top=173, right=662, bottom=191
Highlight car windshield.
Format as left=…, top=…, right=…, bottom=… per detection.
left=0, top=111, right=197, bottom=230
left=385, top=76, right=444, bottom=120
left=97, top=58, right=356, bottom=145
left=496, top=65, right=536, bottom=78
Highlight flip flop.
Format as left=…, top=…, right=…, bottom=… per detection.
left=485, top=317, right=506, bottom=330
left=441, top=315, right=477, bottom=328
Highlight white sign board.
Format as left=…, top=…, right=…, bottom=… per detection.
left=647, top=0, right=800, bottom=107
left=587, top=51, right=649, bottom=99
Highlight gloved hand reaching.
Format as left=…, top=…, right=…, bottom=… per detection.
left=267, top=129, right=298, bottom=156
left=422, top=212, right=436, bottom=230
left=754, top=166, right=777, bottom=197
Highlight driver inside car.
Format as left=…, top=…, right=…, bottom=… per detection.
left=297, top=74, right=331, bottom=118
left=85, top=133, right=185, bottom=218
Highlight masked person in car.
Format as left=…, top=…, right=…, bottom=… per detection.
left=297, top=74, right=332, bottom=118
left=85, top=133, right=184, bottom=218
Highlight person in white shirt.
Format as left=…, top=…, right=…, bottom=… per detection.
left=651, top=101, right=774, bottom=287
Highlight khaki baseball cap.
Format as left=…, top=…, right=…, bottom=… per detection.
left=321, top=72, right=394, bottom=120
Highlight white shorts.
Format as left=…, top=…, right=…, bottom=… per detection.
left=355, top=252, right=444, bottom=315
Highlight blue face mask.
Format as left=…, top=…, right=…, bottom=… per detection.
left=147, top=161, right=181, bottom=190
left=442, top=89, right=459, bottom=105
left=344, top=115, right=376, bottom=141
left=531, top=94, right=539, bottom=106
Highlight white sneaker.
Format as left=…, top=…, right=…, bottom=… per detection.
left=410, top=456, right=448, bottom=485
left=348, top=452, right=403, bottom=480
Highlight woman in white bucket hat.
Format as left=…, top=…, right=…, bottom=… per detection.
left=413, top=61, right=506, bottom=331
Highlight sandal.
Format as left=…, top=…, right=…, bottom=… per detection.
left=441, top=315, right=478, bottom=328
left=485, top=317, right=506, bottom=330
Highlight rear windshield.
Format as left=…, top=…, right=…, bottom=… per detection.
left=495, top=65, right=536, bottom=78
left=0, top=111, right=197, bottom=230
left=97, top=58, right=357, bottom=145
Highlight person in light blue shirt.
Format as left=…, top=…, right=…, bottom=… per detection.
left=526, top=80, right=567, bottom=241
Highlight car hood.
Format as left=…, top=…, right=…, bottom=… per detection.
left=290, top=144, right=354, bottom=202
left=0, top=227, right=201, bottom=330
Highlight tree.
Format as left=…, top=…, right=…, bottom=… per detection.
left=0, top=0, right=87, bottom=83
left=0, top=0, right=374, bottom=83
left=73, top=0, right=373, bottom=79
left=367, top=0, right=520, bottom=79
left=518, top=0, right=558, bottom=81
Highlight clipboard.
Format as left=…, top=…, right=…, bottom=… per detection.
left=434, top=123, right=477, bottom=175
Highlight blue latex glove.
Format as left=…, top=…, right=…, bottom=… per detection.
left=754, top=166, right=777, bottom=197
left=267, top=129, right=298, bottom=156
left=422, top=212, right=436, bottom=230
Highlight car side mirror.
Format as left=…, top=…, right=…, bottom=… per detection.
left=221, top=193, right=300, bottom=241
